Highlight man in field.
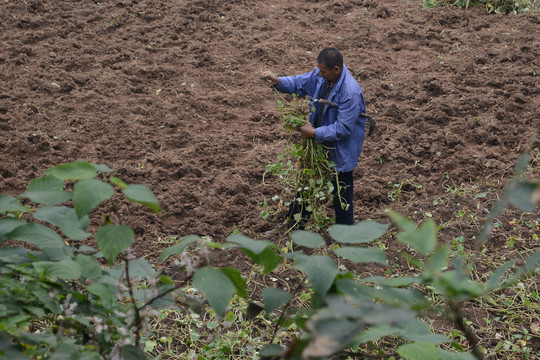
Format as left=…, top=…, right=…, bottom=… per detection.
left=263, top=47, right=367, bottom=226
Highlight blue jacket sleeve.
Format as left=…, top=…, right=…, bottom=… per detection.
left=275, top=70, right=318, bottom=97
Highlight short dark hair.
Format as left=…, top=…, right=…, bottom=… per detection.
left=317, top=47, right=343, bottom=69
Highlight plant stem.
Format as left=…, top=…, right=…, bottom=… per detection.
left=269, top=275, right=307, bottom=344
left=449, top=301, right=485, bottom=360
left=124, top=258, right=142, bottom=347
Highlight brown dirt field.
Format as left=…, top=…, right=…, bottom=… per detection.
left=1, top=0, right=539, bottom=355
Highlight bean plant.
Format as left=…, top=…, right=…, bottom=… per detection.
left=262, top=94, right=343, bottom=231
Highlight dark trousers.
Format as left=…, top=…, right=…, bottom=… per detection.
left=333, top=170, right=354, bottom=225
left=287, top=170, right=354, bottom=227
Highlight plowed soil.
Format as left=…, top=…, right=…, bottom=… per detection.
left=1, top=0, right=539, bottom=354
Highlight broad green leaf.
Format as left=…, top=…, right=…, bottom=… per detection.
left=487, top=258, right=518, bottom=290
left=0, top=217, right=24, bottom=238
left=425, top=244, right=450, bottom=273
left=122, top=184, right=161, bottom=213
left=0, top=246, right=43, bottom=264
left=121, top=345, right=148, bottom=360
left=0, top=194, right=27, bottom=214
left=391, top=319, right=448, bottom=346
left=75, top=255, right=102, bottom=280
left=397, top=342, right=438, bottom=360
left=87, top=282, right=116, bottom=307
left=220, top=267, right=248, bottom=299
left=354, top=324, right=398, bottom=344
left=96, top=224, right=134, bottom=264
left=34, top=206, right=90, bottom=240
left=438, top=270, right=485, bottom=301
left=192, top=266, right=235, bottom=316
left=514, top=153, right=530, bottom=174
left=33, top=259, right=82, bottom=280
left=294, top=254, right=338, bottom=295
left=91, top=163, right=116, bottom=173
left=388, top=211, right=437, bottom=255
left=437, top=349, right=477, bottom=360
left=226, top=233, right=282, bottom=272
left=329, top=220, right=389, bottom=244
left=6, top=223, right=64, bottom=248
left=17, top=331, right=58, bottom=346
left=42, top=246, right=71, bottom=261
left=260, top=344, right=285, bottom=357
left=508, top=181, right=540, bottom=212
left=291, top=230, right=325, bottom=248
left=80, top=352, right=101, bottom=360
left=74, top=179, right=114, bottom=218
left=524, top=251, right=540, bottom=273
left=45, top=161, right=97, bottom=180
left=304, top=297, right=369, bottom=356
left=0, top=333, right=30, bottom=359
left=1, top=314, right=30, bottom=330
left=110, top=176, right=128, bottom=189
left=246, top=302, right=264, bottom=319
left=336, top=278, right=426, bottom=306
left=334, top=246, right=387, bottom=264
left=127, top=258, right=156, bottom=279
left=501, top=251, right=540, bottom=287
left=335, top=278, right=373, bottom=300
left=158, top=235, right=200, bottom=263
left=50, top=341, right=79, bottom=359
left=241, top=246, right=282, bottom=273
left=227, top=233, right=275, bottom=254
left=397, top=318, right=432, bottom=335
left=20, top=176, right=72, bottom=206
left=381, top=276, right=418, bottom=287
left=262, top=287, right=293, bottom=314
left=33, top=288, right=62, bottom=313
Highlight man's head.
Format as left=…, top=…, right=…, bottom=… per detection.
left=316, top=47, right=343, bottom=85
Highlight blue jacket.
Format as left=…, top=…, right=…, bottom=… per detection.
left=275, top=64, right=366, bottom=173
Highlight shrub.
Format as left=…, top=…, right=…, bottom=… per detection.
left=1, top=158, right=538, bottom=359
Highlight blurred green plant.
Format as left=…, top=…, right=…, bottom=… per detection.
left=1, top=151, right=539, bottom=359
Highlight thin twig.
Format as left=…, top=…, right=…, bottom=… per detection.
left=449, top=302, right=485, bottom=360
left=124, top=257, right=142, bottom=347
left=270, top=275, right=307, bottom=344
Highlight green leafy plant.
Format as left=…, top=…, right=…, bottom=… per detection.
left=0, top=161, right=169, bottom=359
left=1, top=150, right=539, bottom=359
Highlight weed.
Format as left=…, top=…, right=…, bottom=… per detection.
left=387, top=178, right=425, bottom=203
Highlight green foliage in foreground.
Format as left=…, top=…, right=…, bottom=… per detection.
left=0, top=160, right=539, bottom=359
left=423, top=0, right=538, bottom=13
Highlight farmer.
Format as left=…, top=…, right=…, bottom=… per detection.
left=263, top=47, right=367, bottom=226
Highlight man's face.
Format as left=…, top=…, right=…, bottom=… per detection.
left=317, top=62, right=342, bottom=84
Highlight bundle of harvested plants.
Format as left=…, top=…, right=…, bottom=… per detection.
left=263, top=94, right=346, bottom=230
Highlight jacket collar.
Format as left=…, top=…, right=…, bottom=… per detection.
left=317, top=64, right=348, bottom=102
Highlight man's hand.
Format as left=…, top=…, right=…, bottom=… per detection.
left=262, top=71, right=279, bottom=87
left=297, top=123, right=316, bottom=138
